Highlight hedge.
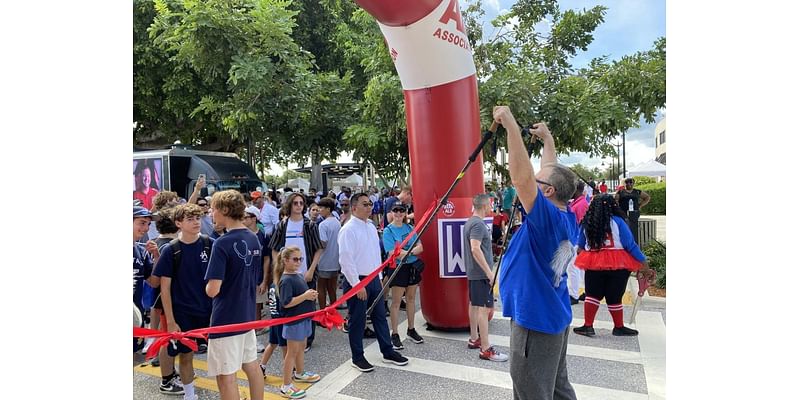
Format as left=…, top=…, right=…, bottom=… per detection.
left=642, top=240, right=666, bottom=290
left=637, top=182, right=666, bottom=215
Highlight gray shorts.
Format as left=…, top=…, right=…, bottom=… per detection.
left=317, top=269, right=339, bottom=279
left=469, top=279, right=493, bottom=308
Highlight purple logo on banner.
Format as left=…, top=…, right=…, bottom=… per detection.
left=438, top=218, right=493, bottom=278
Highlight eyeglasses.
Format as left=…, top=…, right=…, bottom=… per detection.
left=536, top=179, right=556, bottom=191
left=244, top=215, right=256, bottom=219
left=360, top=201, right=374, bottom=207
left=290, top=257, right=304, bottom=262
left=292, top=201, right=305, bottom=206
left=392, top=208, right=406, bottom=213
left=197, top=203, right=208, bottom=207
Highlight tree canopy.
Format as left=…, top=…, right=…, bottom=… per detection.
left=134, top=0, right=666, bottom=184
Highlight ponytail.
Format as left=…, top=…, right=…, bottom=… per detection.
left=273, top=246, right=301, bottom=298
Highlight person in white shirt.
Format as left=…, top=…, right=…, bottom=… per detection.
left=259, top=193, right=280, bottom=236
left=338, top=192, right=408, bottom=372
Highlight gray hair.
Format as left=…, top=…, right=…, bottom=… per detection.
left=472, top=193, right=492, bottom=208
left=548, top=165, right=578, bottom=204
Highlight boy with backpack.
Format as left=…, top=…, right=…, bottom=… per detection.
left=153, top=203, right=214, bottom=400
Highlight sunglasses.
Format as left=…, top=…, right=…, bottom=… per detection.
left=360, top=201, right=374, bottom=207
left=289, top=256, right=304, bottom=263
left=392, top=208, right=406, bottom=213
left=536, top=179, right=556, bottom=191
left=197, top=203, right=208, bottom=206
left=292, top=201, right=305, bottom=206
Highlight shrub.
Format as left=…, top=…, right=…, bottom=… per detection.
left=631, top=176, right=657, bottom=185
left=642, top=240, right=666, bottom=289
left=637, top=182, right=666, bottom=215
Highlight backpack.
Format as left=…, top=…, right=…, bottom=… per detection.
left=169, top=234, right=211, bottom=276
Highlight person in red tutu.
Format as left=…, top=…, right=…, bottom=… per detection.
left=572, top=194, right=652, bottom=337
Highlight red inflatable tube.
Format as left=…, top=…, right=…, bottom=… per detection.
left=356, top=0, right=484, bottom=329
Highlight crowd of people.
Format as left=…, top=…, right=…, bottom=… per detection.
left=133, top=106, right=654, bottom=400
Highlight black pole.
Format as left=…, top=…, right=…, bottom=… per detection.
left=366, top=122, right=499, bottom=316
left=489, top=196, right=519, bottom=292
left=622, top=131, right=627, bottom=179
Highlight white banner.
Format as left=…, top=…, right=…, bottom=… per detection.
left=378, top=0, right=477, bottom=91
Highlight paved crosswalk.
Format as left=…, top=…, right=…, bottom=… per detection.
left=134, top=292, right=666, bottom=399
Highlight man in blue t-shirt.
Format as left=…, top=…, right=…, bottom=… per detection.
left=494, top=106, right=579, bottom=400
left=154, top=203, right=214, bottom=400
left=204, top=190, right=264, bottom=400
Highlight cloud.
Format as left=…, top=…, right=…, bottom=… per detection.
left=487, top=0, right=500, bottom=12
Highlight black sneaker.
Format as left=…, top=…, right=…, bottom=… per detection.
left=578, top=293, right=586, bottom=301
left=570, top=296, right=579, bottom=305
left=364, top=327, right=377, bottom=339
left=342, top=320, right=349, bottom=333
left=391, top=333, right=404, bottom=350
left=352, top=358, right=375, bottom=372
left=196, top=343, right=208, bottom=354
left=406, top=328, right=424, bottom=344
left=573, top=325, right=596, bottom=337
left=149, top=357, right=160, bottom=367
left=260, top=364, right=267, bottom=377
left=399, top=298, right=407, bottom=310
left=159, top=375, right=185, bottom=395
left=382, top=351, right=409, bottom=366
left=612, top=326, right=639, bottom=336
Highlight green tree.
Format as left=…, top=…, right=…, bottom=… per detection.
left=135, top=0, right=356, bottom=183
left=463, top=0, right=666, bottom=164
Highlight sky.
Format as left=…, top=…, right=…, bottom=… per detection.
left=477, top=0, right=666, bottom=173
left=268, top=0, right=666, bottom=178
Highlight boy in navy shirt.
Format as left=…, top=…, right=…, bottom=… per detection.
left=154, top=203, right=214, bottom=400
left=133, top=206, right=160, bottom=351
left=204, top=190, right=264, bottom=400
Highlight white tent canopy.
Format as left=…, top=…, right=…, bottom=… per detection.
left=343, top=173, right=363, bottom=185
left=286, top=177, right=310, bottom=191
left=627, top=160, right=666, bottom=177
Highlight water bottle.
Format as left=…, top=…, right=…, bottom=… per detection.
left=628, top=199, right=634, bottom=212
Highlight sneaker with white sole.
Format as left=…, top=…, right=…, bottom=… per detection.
left=351, top=358, right=375, bottom=372
left=280, top=384, right=306, bottom=399
left=391, top=333, right=404, bottom=350
left=382, top=351, right=409, bottom=366
left=293, top=371, right=321, bottom=383
left=159, top=375, right=185, bottom=395
left=406, top=328, right=424, bottom=344
left=479, top=346, right=509, bottom=362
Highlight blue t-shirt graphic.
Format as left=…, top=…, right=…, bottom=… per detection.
left=205, top=228, right=261, bottom=339
left=153, top=237, right=215, bottom=317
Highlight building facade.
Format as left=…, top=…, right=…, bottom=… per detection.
left=654, top=118, right=666, bottom=164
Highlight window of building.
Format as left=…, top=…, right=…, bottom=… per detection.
left=660, top=130, right=666, bottom=144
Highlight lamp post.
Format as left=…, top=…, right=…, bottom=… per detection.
left=622, top=131, right=627, bottom=179
left=612, top=141, right=622, bottom=189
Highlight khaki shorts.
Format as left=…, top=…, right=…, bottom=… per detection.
left=207, top=330, right=257, bottom=376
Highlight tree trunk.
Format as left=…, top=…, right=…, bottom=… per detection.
left=310, top=153, right=323, bottom=192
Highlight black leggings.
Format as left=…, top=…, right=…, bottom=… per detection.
left=584, top=269, right=631, bottom=304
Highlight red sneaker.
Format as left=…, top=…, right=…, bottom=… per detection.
left=468, top=337, right=481, bottom=349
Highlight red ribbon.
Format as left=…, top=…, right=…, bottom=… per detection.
left=135, top=199, right=440, bottom=358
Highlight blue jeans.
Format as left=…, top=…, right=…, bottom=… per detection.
left=343, top=276, right=393, bottom=362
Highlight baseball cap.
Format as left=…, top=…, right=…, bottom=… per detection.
left=391, top=204, right=408, bottom=212
left=133, top=206, right=161, bottom=221
left=250, top=191, right=263, bottom=200
left=245, top=205, right=261, bottom=217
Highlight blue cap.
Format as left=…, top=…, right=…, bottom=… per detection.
left=133, top=206, right=160, bottom=221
